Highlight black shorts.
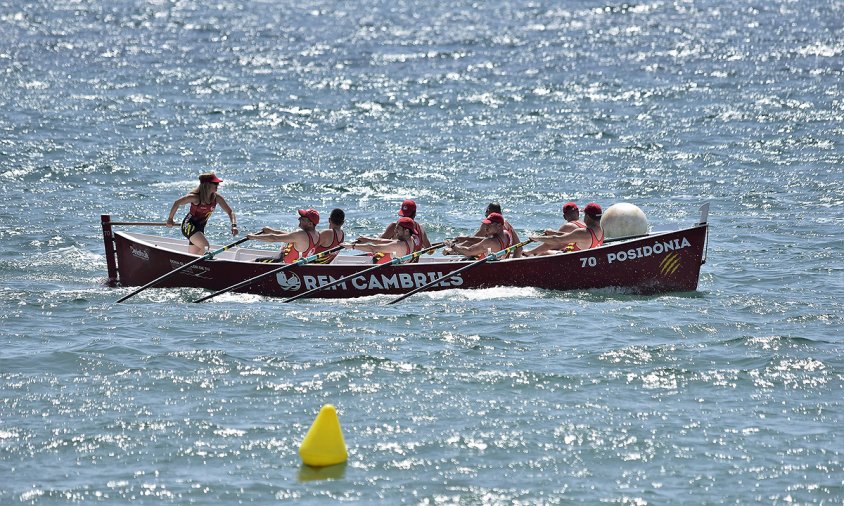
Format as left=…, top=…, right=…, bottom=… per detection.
left=181, top=215, right=207, bottom=240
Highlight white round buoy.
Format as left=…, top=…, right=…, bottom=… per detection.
left=600, top=203, right=649, bottom=239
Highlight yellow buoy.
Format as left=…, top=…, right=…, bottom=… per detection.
left=299, top=404, right=348, bottom=467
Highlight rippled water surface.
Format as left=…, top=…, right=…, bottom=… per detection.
left=1, top=0, right=842, bottom=503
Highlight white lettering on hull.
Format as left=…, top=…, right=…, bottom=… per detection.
left=605, top=237, right=692, bottom=264
left=131, top=245, right=150, bottom=261
left=168, top=260, right=211, bottom=278
left=277, top=271, right=465, bottom=292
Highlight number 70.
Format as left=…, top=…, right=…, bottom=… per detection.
left=580, top=257, right=597, bottom=267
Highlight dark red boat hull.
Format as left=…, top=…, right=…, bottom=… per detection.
left=110, top=225, right=708, bottom=299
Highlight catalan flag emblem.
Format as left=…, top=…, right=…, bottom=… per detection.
left=660, top=252, right=681, bottom=276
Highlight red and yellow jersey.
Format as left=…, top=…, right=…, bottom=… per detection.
left=372, top=237, right=415, bottom=264
left=188, top=200, right=217, bottom=225
left=477, top=230, right=513, bottom=260
left=312, top=229, right=345, bottom=264
left=563, top=228, right=604, bottom=252
left=281, top=230, right=319, bottom=263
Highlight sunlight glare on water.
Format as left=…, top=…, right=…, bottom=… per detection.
left=0, top=0, right=842, bottom=503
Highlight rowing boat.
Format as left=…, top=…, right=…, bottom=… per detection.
left=100, top=204, right=709, bottom=299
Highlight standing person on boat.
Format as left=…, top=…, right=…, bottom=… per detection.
left=311, top=208, right=346, bottom=264
left=378, top=199, right=431, bottom=249
left=347, top=217, right=418, bottom=264
left=527, top=202, right=604, bottom=255
left=248, top=209, right=321, bottom=263
left=523, top=202, right=585, bottom=257
left=166, top=172, right=238, bottom=255
left=446, top=212, right=514, bottom=260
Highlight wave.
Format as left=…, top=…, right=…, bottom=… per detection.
left=2, top=246, right=104, bottom=275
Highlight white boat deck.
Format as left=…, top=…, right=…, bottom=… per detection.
left=117, top=226, right=689, bottom=267
left=117, top=232, right=466, bottom=265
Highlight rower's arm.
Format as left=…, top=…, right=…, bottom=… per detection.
left=451, top=238, right=494, bottom=257
left=216, top=195, right=238, bottom=235
left=248, top=231, right=296, bottom=242
left=356, top=236, right=393, bottom=245
left=452, top=236, right=486, bottom=247
left=349, top=239, right=402, bottom=254
left=418, top=224, right=432, bottom=249
left=531, top=229, right=583, bottom=248
left=534, top=229, right=576, bottom=242
left=166, top=195, right=195, bottom=224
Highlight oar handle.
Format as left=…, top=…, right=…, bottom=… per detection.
left=283, top=242, right=445, bottom=303
left=116, top=235, right=252, bottom=303
left=109, top=221, right=170, bottom=226
left=488, top=238, right=533, bottom=261
left=192, top=244, right=345, bottom=303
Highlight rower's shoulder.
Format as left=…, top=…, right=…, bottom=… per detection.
left=176, top=194, right=199, bottom=204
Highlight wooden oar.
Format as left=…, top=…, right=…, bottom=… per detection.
left=386, top=239, right=532, bottom=305
left=116, top=236, right=251, bottom=303
left=191, top=245, right=345, bottom=303
left=524, top=231, right=649, bottom=256
left=282, top=242, right=445, bottom=303
left=108, top=221, right=170, bottom=226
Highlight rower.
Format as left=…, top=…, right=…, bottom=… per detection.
left=249, top=209, right=321, bottom=263
left=446, top=213, right=514, bottom=260
left=377, top=199, right=431, bottom=249
left=523, top=202, right=585, bottom=257
left=346, top=217, right=418, bottom=263
left=447, top=203, right=522, bottom=258
left=311, top=208, right=345, bottom=264
left=527, top=202, right=604, bottom=254
left=556, top=202, right=586, bottom=233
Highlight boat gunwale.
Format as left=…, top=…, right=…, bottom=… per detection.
left=114, top=224, right=707, bottom=268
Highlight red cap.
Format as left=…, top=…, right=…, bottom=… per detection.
left=397, top=217, right=416, bottom=234
left=563, top=202, right=578, bottom=212
left=298, top=208, right=320, bottom=225
left=482, top=212, right=504, bottom=225
left=584, top=202, right=602, bottom=218
left=398, top=199, right=416, bottom=217
left=199, top=173, right=223, bottom=184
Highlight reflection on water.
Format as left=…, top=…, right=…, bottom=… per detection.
left=297, top=463, right=347, bottom=483
left=1, top=0, right=842, bottom=503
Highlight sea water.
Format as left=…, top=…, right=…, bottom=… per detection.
left=1, top=0, right=842, bottom=503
